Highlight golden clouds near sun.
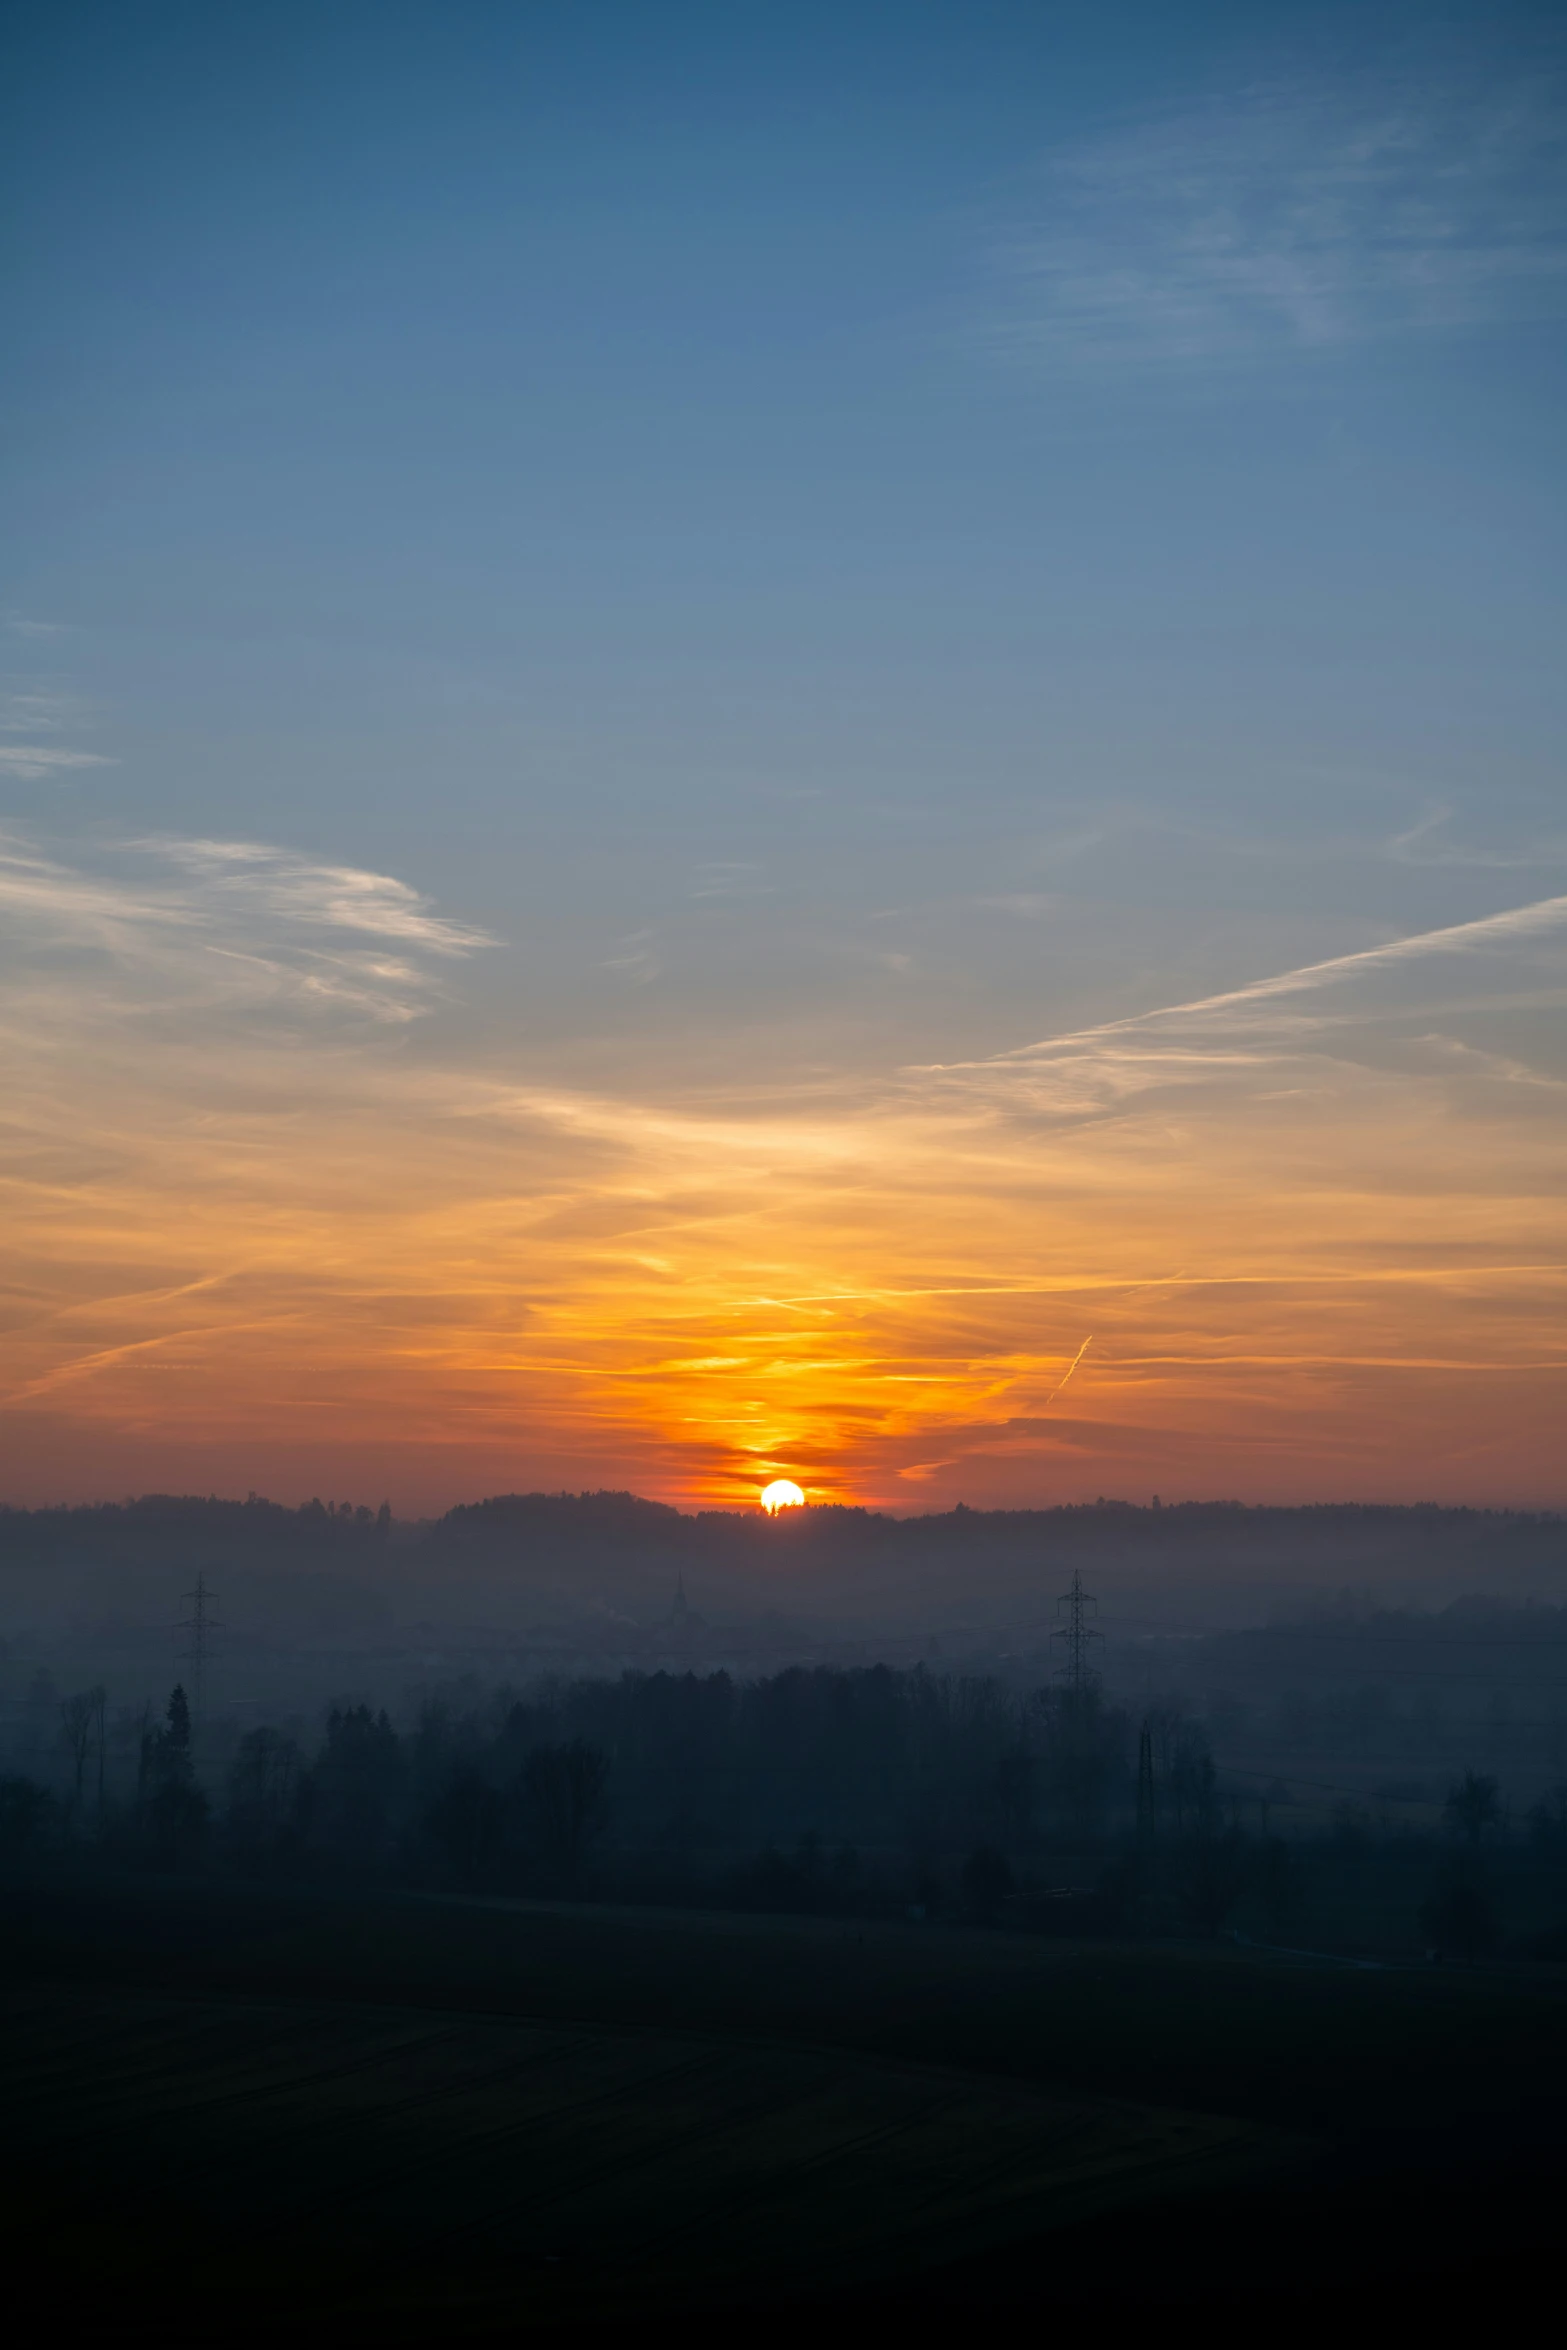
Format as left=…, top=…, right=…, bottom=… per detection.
left=7, top=830, right=1566, bottom=1511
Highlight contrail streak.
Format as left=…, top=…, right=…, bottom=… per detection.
left=919, top=891, right=1567, bottom=1075
left=1044, top=1334, right=1093, bottom=1404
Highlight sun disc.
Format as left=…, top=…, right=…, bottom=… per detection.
left=760, top=1479, right=805, bottom=1514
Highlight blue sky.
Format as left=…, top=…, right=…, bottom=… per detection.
left=3, top=1, right=1565, bottom=1509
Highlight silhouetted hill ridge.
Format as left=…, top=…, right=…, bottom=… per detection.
left=0, top=1491, right=1563, bottom=1634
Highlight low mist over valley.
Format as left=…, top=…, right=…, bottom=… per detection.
left=7, top=1490, right=1567, bottom=1859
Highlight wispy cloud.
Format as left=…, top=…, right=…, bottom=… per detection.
left=0, top=645, right=107, bottom=780
left=1386, top=809, right=1567, bottom=871
left=604, top=927, right=662, bottom=985
left=922, top=893, right=1567, bottom=1118
left=0, top=746, right=114, bottom=779
left=0, top=828, right=491, bottom=1027
left=1, top=834, right=1562, bottom=1509
left=994, top=58, right=1567, bottom=372
left=688, top=860, right=772, bottom=901
left=0, top=690, right=84, bottom=735
left=150, top=838, right=491, bottom=957
left=1, top=614, right=67, bottom=639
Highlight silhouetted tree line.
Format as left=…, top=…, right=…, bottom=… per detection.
left=230, top=1668, right=1135, bottom=1898
left=5, top=1664, right=1567, bottom=1955
left=0, top=1665, right=1132, bottom=1900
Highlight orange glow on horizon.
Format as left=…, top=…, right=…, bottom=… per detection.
left=3, top=839, right=1565, bottom=1515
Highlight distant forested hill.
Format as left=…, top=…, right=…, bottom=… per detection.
left=0, top=1492, right=1563, bottom=1636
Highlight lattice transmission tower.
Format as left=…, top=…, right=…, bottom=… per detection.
left=1051, top=1570, right=1102, bottom=1698
left=177, top=1571, right=221, bottom=1728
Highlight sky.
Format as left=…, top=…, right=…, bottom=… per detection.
left=2, top=0, right=1565, bottom=1514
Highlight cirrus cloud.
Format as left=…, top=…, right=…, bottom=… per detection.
left=993, top=56, right=1567, bottom=374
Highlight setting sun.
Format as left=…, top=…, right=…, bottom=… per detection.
left=760, top=1480, right=806, bottom=1514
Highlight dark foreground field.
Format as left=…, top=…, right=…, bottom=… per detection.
left=2, top=1874, right=1564, bottom=2339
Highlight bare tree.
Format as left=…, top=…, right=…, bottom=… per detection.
left=225, top=1726, right=302, bottom=1862
left=58, top=1690, right=99, bottom=1819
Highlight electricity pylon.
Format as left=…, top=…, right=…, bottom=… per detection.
left=177, top=1571, right=221, bottom=1729
left=1051, top=1570, right=1102, bottom=1697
